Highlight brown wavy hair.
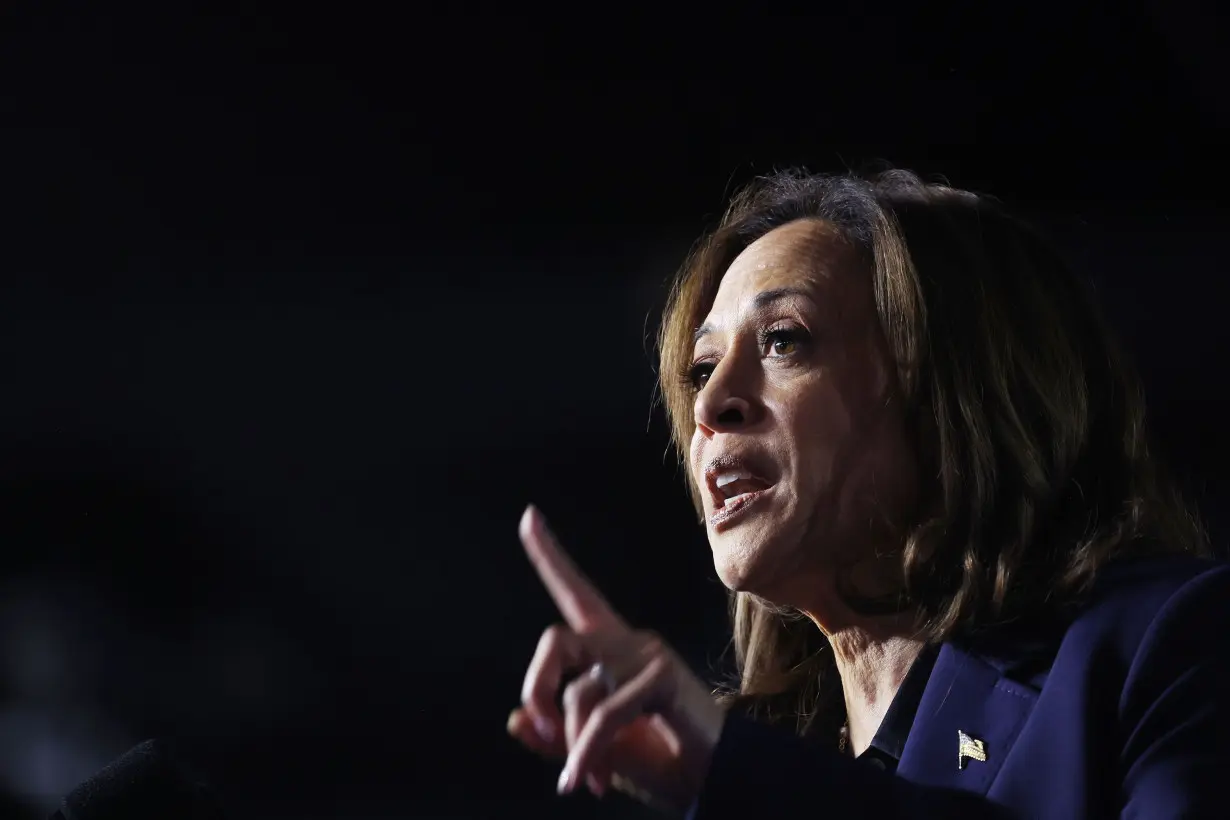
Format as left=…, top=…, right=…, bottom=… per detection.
left=656, top=168, right=1207, bottom=736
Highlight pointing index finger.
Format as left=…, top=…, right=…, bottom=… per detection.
left=520, top=505, right=626, bottom=633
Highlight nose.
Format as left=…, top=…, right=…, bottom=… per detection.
left=694, top=355, right=763, bottom=437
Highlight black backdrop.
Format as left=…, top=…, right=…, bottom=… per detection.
left=1, top=4, right=1227, bottom=819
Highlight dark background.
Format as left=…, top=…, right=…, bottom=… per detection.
left=0, top=4, right=1226, bottom=818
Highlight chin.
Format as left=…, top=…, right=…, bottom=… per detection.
left=709, top=527, right=786, bottom=595
left=712, top=554, right=751, bottom=592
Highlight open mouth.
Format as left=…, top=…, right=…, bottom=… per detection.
left=704, top=460, right=776, bottom=530
left=713, top=471, right=773, bottom=509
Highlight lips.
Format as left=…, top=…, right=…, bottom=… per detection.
left=703, top=453, right=777, bottom=519
left=714, top=473, right=772, bottom=507
left=708, top=485, right=772, bottom=530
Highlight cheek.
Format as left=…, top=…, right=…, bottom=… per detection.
left=773, top=374, right=894, bottom=522
left=688, top=429, right=705, bottom=481
left=777, top=380, right=855, bottom=466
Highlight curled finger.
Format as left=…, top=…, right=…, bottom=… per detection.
left=562, top=662, right=617, bottom=749
left=561, top=654, right=675, bottom=795
left=521, top=624, right=588, bottom=744
left=560, top=662, right=623, bottom=796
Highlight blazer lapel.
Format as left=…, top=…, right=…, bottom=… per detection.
left=896, top=643, right=1038, bottom=796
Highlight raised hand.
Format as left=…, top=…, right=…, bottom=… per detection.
left=506, top=505, right=726, bottom=809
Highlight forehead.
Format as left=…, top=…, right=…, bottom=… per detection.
left=703, top=219, right=851, bottom=322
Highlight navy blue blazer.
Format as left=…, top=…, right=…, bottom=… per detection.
left=692, top=556, right=1230, bottom=819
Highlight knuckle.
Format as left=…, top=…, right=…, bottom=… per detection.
left=563, top=673, right=600, bottom=708
left=521, top=673, right=544, bottom=706
left=521, top=675, right=543, bottom=707
left=561, top=677, right=585, bottom=709
left=540, top=623, right=569, bottom=651
left=639, top=629, right=668, bottom=658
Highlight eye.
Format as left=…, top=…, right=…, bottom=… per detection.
left=687, top=361, right=715, bottom=391
left=761, top=327, right=808, bottom=358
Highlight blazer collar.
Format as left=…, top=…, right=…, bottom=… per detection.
left=895, top=641, right=1040, bottom=796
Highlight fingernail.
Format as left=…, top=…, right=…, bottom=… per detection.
left=533, top=715, right=556, bottom=743
left=556, top=766, right=572, bottom=795
left=519, top=505, right=537, bottom=538
left=531, top=510, right=549, bottom=540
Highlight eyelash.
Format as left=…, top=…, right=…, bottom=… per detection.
left=758, top=325, right=807, bottom=353
left=680, top=326, right=810, bottom=392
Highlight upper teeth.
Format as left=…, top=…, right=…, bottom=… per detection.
left=715, top=470, right=752, bottom=489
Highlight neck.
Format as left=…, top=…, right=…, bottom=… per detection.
left=807, top=612, right=924, bottom=756
left=776, top=545, right=925, bottom=754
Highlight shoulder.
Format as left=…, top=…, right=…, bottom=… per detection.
left=1056, top=554, right=1230, bottom=667
left=1084, top=555, right=1230, bottom=696
left=1076, top=553, right=1230, bottom=645
left=968, top=554, right=1229, bottom=681
left=1091, top=552, right=1227, bottom=599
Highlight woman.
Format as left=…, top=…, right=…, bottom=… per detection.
left=506, top=169, right=1225, bottom=818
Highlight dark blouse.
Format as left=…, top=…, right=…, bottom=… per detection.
left=857, top=645, right=939, bottom=773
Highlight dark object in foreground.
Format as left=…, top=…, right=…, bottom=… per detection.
left=51, top=739, right=225, bottom=820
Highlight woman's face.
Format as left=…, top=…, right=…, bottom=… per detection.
left=687, top=219, right=918, bottom=607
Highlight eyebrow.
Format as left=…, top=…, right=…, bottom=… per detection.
left=692, top=286, right=814, bottom=345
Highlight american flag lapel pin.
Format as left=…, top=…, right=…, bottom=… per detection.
left=958, top=730, right=987, bottom=770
